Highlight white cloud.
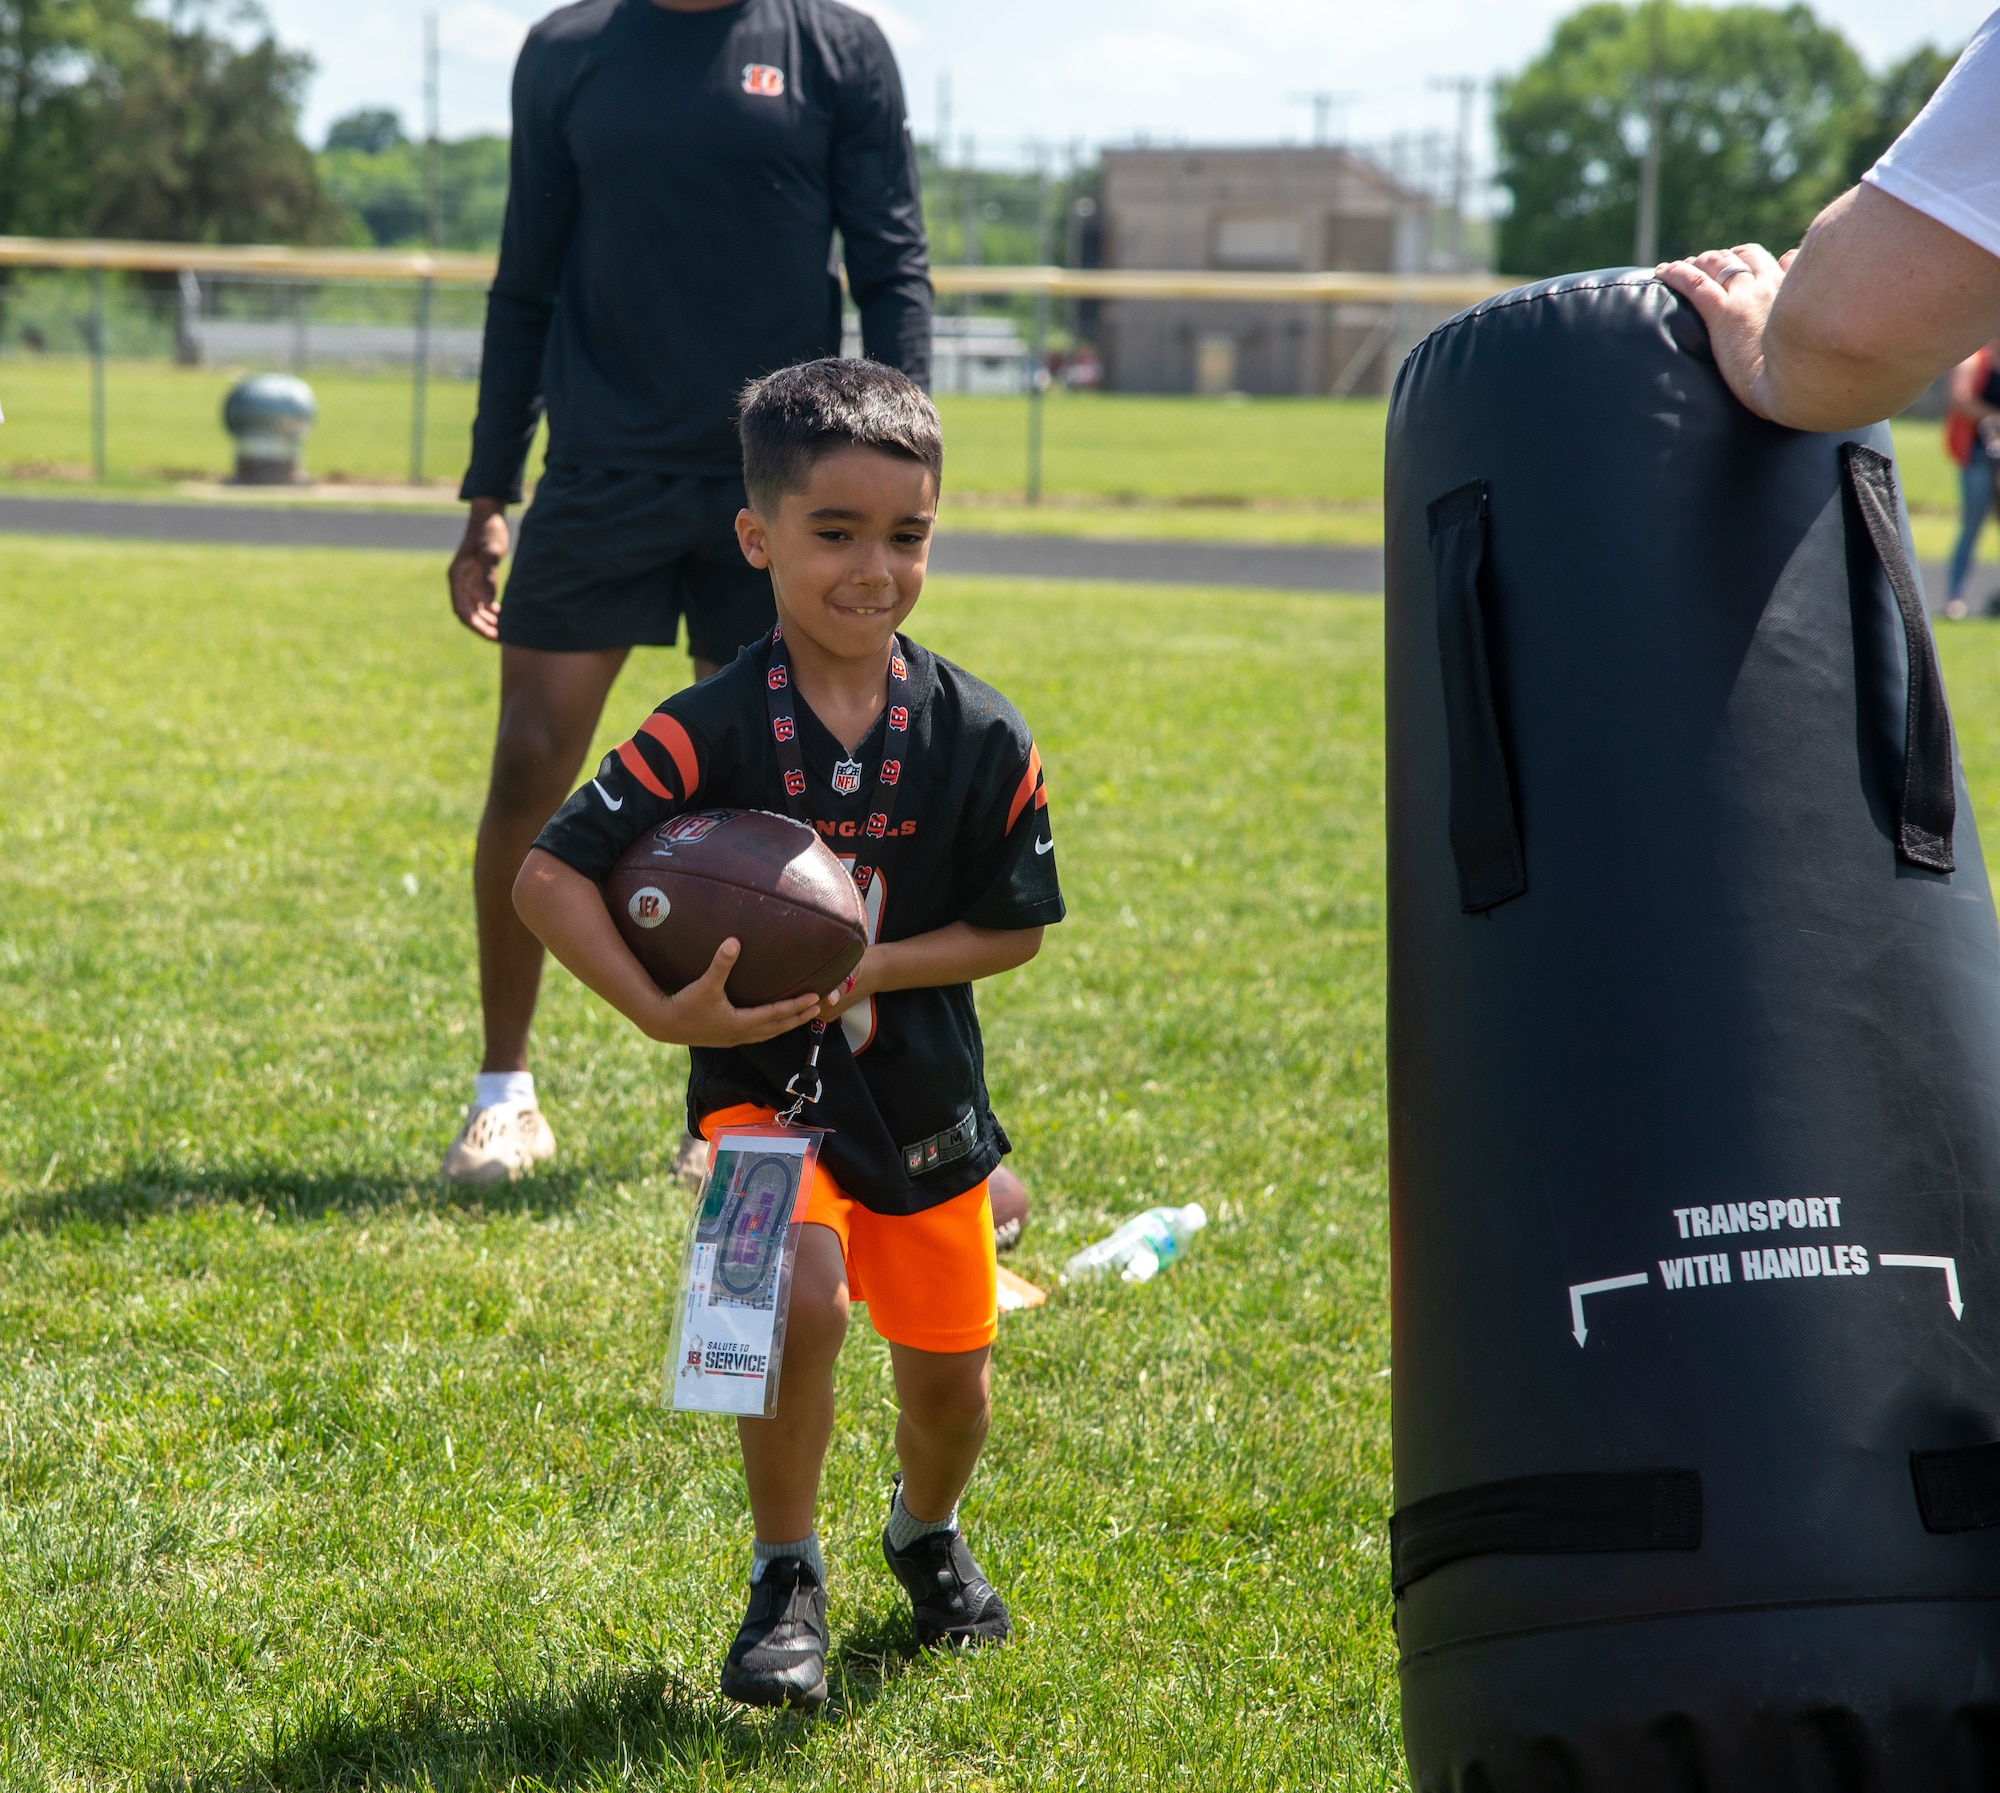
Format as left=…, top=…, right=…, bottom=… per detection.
left=438, top=2, right=530, bottom=67
left=270, top=0, right=1999, bottom=161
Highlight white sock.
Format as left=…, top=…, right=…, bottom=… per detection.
left=751, top=1533, right=824, bottom=1583
left=474, top=1071, right=536, bottom=1111
left=885, top=1483, right=958, bottom=1552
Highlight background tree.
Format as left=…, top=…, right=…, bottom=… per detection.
left=85, top=0, right=342, bottom=243
left=1, top=0, right=341, bottom=245
left=1841, top=42, right=1955, bottom=184
left=323, top=106, right=402, bottom=157
left=0, top=0, right=125, bottom=237
left=1496, top=2, right=1878, bottom=277
left=317, top=110, right=510, bottom=251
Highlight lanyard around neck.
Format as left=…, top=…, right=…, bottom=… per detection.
left=762, top=624, right=914, bottom=1124
left=761, top=624, right=913, bottom=899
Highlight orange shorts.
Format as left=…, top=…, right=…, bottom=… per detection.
left=699, top=1104, right=998, bottom=1354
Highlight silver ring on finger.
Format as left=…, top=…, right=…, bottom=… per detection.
left=1715, top=260, right=1752, bottom=286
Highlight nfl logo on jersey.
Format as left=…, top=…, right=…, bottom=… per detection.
left=831, top=758, right=864, bottom=796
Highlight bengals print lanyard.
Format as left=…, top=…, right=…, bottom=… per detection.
left=762, top=623, right=913, bottom=1122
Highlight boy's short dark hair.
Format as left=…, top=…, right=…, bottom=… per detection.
left=738, top=358, right=943, bottom=513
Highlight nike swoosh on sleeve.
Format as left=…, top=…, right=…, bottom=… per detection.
left=592, top=780, right=624, bottom=811
left=1034, top=836, right=1054, bottom=855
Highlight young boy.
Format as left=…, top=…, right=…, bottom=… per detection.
left=513, top=358, right=1063, bottom=1707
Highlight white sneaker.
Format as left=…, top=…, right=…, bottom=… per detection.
left=440, top=1102, right=556, bottom=1186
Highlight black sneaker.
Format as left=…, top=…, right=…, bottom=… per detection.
left=719, top=1557, right=830, bottom=1708
left=881, top=1482, right=1012, bottom=1650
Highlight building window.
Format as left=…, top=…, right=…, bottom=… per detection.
left=1213, top=216, right=1301, bottom=268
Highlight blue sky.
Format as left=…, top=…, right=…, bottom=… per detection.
left=265, top=0, right=1994, bottom=174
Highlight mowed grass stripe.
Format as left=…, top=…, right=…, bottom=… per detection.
left=0, top=540, right=1395, bottom=1787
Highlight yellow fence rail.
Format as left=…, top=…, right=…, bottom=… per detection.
left=0, top=235, right=1511, bottom=495
left=0, top=235, right=1508, bottom=306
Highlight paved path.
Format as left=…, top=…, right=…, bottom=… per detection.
left=0, top=494, right=1383, bottom=593
left=5, top=495, right=1986, bottom=610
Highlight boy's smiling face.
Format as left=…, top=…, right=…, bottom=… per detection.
left=735, top=446, right=936, bottom=665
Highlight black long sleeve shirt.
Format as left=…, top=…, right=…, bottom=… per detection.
left=462, top=0, right=932, bottom=502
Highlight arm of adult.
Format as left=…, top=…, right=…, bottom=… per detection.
left=513, top=848, right=822, bottom=1047
left=1657, top=189, right=2000, bottom=432
left=828, top=13, right=933, bottom=387
left=451, top=26, right=580, bottom=635
left=1657, top=14, right=2000, bottom=432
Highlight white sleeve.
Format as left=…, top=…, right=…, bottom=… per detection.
left=1865, top=11, right=2000, bottom=261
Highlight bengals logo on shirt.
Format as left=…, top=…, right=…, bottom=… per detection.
left=741, top=63, right=786, bottom=97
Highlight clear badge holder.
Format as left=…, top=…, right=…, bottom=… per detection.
left=667, top=1125, right=826, bottom=1419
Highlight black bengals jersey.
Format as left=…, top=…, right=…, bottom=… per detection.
left=534, top=633, right=1064, bottom=1215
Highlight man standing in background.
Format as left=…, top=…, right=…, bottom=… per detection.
left=442, top=0, right=931, bottom=1185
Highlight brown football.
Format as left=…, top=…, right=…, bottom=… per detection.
left=604, top=809, right=867, bottom=1005
left=990, top=1166, right=1029, bottom=1253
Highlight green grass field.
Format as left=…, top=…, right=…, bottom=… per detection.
left=0, top=539, right=1397, bottom=1788
left=1, top=355, right=1992, bottom=565
left=0, top=358, right=1387, bottom=513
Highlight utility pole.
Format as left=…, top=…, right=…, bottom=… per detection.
left=958, top=133, right=977, bottom=393
left=89, top=265, right=106, bottom=482
left=1287, top=91, right=1356, bottom=148
left=1429, top=77, right=1479, bottom=271
left=412, top=11, right=440, bottom=486
left=1634, top=0, right=1667, bottom=265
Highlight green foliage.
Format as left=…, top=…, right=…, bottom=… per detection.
left=915, top=146, right=1096, bottom=270
left=87, top=1, right=340, bottom=244
left=318, top=125, right=512, bottom=252
left=1842, top=42, right=1956, bottom=184
left=0, top=0, right=116, bottom=236
left=0, top=541, right=1398, bottom=1787
left=324, top=105, right=405, bottom=156
left=0, top=0, right=339, bottom=244
left=1497, top=2, right=1891, bottom=275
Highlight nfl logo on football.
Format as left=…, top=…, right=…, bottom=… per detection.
left=831, top=758, right=864, bottom=796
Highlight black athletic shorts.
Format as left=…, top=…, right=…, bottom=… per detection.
left=497, top=464, right=775, bottom=661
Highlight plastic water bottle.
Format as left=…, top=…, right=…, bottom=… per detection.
left=1061, top=1202, right=1208, bottom=1285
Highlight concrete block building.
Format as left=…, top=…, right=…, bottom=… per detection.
left=1098, top=146, right=1435, bottom=397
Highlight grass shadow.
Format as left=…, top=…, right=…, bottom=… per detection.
left=174, top=1632, right=920, bottom=1792
left=1, top=1157, right=602, bottom=1234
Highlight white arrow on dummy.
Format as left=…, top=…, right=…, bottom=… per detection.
left=1569, top=1272, right=1649, bottom=1347
left=1877, top=1254, right=1965, bottom=1319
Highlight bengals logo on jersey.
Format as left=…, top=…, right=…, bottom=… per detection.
left=741, top=63, right=786, bottom=97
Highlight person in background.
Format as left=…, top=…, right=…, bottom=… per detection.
left=1658, top=13, right=2000, bottom=436
left=1944, top=339, right=2000, bottom=617
left=440, top=0, right=931, bottom=1187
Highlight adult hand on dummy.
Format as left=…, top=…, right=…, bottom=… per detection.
left=1657, top=185, right=2000, bottom=432
left=1654, top=245, right=1793, bottom=422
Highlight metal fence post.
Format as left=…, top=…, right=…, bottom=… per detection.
left=1026, top=159, right=1053, bottom=505
left=1026, top=289, right=1050, bottom=505
left=89, top=265, right=107, bottom=482
left=410, top=276, right=433, bottom=486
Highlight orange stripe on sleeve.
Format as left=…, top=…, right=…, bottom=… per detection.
left=638, top=712, right=700, bottom=798
left=1005, top=744, right=1044, bottom=833
left=615, top=739, right=672, bottom=800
